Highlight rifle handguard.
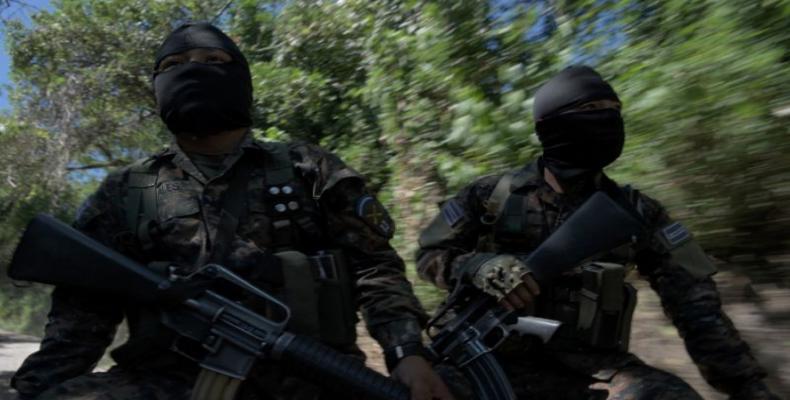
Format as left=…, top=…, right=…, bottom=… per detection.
left=272, top=333, right=410, bottom=400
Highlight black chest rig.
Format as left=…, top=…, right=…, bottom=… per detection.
left=120, top=142, right=357, bottom=360
left=477, top=164, right=551, bottom=255
left=482, top=188, right=549, bottom=253
left=480, top=165, right=637, bottom=351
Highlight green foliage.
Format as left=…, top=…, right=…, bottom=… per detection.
left=0, top=283, right=51, bottom=335
left=1, top=0, right=789, bottom=331
left=604, top=0, right=790, bottom=271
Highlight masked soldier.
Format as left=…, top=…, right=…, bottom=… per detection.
left=11, top=22, right=453, bottom=400
left=416, top=66, right=778, bottom=399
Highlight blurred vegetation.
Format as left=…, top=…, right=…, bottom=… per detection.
left=0, top=0, right=788, bottom=335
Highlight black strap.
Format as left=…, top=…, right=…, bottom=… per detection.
left=209, top=157, right=254, bottom=264
left=481, top=165, right=540, bottom=225
left=126, top=159, right=159, bottom=252
left=481, top=171, right=514, bottom=225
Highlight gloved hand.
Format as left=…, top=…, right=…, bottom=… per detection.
left=466, top=254, right=540, bottom=311
left=730, top=380, right=780, bottom=400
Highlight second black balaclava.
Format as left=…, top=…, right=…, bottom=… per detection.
left=533, top=66, right=624, bottom=181
left=153, top=22, right=252, bottom=136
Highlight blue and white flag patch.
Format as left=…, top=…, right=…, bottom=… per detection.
left=661, top=222, right=691, bottom=247
left=441, top=199, right=465, bottom=227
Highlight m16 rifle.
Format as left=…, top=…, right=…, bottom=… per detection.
left=426, top=191, right=646, bottom=400
left=8, top=214, right=410, bottom=400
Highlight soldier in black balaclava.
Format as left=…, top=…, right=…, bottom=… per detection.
left=153, top=22, right=253, bottom=137
left=11, top=22, right=455, bottom=400
left=416, top=65, right=779, bottom=399
left=533, top=66, right=624, bottom=185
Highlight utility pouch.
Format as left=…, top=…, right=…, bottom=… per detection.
left=311, top=250, right=358, bottom=347
left=577, top=262, right=630, bottom=349
left=276, top=250, right=357, bottom=348
left=278, top=251, right=321, bottom=338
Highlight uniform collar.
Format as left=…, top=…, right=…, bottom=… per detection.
left=509, top=160, right=546, bottom=192
left=160, top=131, right=257, bottom=184
left=514, top=158, right=610, bottom=207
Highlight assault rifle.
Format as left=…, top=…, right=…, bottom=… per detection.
left=426, top=191, right=646, bottom=400
left=8, top=214, right=410, bottom=400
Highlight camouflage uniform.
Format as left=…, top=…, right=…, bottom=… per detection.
left=12, top=135, right=428, bottom=399
left=417, top=161, right=773, bottom=399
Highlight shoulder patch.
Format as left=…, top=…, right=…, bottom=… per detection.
left=440, top=199, right=465, bottom=228
left=661, top=222, right=691, bottom=248
left=355, top=195, right=395, bottom=238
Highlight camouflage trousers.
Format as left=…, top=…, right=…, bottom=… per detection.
left=30, top=367, right=191, bottom=400
left=439, top=348, right=703, bottom=400
left=502, top=349, right=702, bottom=400
left=31, top=364, right=359, bottom=400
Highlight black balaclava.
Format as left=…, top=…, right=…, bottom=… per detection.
left=153, top=22, right=252, bottom=136
left=533, top=65, right=624, bottom=182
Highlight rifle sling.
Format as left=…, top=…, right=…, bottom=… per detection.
left=481, top=172, right=514, bottom=225
left=126, top=159, right=159, bottom=252
left=208, top=157, right=253, bottom=264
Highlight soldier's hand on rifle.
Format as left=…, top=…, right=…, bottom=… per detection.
left=470, top=254, right=540, bottom=311
left=391, top=355, right=455, bottom=400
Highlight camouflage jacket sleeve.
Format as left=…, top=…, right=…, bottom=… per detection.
left=415, top=175, right=500, bottom=290
left=633, top=193, right=768, bottom=396
left=291, top=143, right=428, bottom=349
left=11, top=170, right=132, bottom=398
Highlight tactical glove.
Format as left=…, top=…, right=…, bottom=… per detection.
left=462, top=253, right=540, bottom=310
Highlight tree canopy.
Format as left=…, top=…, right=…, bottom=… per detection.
left=1, top=0, right=788, bottom=331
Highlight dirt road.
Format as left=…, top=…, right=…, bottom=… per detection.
left=0, top=332, right=38, bottom=400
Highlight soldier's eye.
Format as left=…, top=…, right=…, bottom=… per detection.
left=158, top=59, right=184, bottom=72
left=202, top=51, right=232, bottom=64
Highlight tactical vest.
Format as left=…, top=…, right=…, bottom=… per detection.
left=122, top=142, right=357, bottom=350
left=480, top=167, right=637, bottom=351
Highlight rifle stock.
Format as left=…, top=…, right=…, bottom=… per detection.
left=8, top=214, right=171, bottom=302
left=526, top=191, right=645, bottom=282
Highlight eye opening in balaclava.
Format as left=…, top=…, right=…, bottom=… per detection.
left=153, top=22, right=249, bottom=72
left=153, top=21, right=253, bottom=136
left=533, top=65, right=625, bottom=182
left=154, top=47, right=234, bottom=74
